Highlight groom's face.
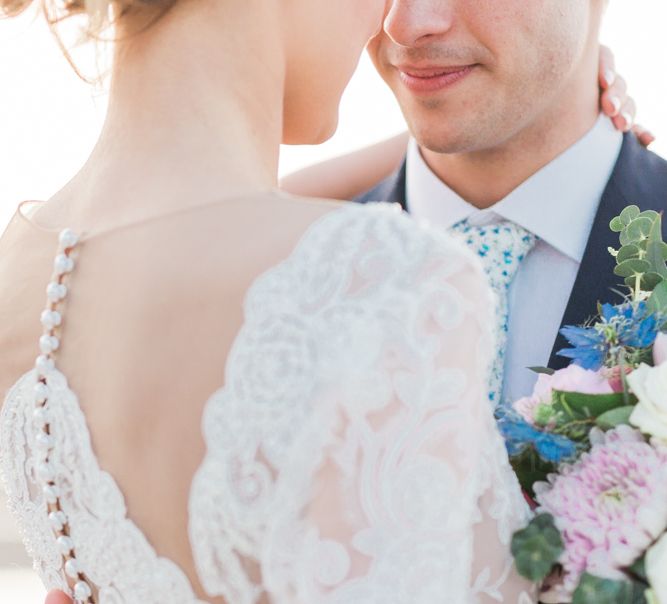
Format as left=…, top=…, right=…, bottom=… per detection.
left=368, top=0, right=600, bottom=154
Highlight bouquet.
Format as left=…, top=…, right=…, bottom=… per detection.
left=503, top=205, right=667, bottom=604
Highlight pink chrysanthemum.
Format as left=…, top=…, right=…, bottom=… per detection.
left=534, top=425, right=667, bottom=597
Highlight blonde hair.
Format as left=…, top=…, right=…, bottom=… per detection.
left=1, top=0, right=175, bottom=82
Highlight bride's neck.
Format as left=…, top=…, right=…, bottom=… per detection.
left=50, top=0, right=286, bottom=226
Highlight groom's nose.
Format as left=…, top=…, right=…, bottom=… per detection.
left=384, top=0, right=455, bottom=47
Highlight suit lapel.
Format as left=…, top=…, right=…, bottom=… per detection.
left=355, top=161, right=408, bottom=209
left=548, top=134, right=667, bottom=368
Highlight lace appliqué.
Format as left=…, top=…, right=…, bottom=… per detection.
left=189, top=203, right=537, bottom=603
left=1, top=367, right=206, bottom=602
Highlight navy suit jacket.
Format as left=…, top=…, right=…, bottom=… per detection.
left=354, top=134, right=667, bottom=370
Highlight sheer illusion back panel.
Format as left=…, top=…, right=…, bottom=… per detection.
left=0, top=195, right=535, bottom=603
left=0, top=194, right=342, bottom=601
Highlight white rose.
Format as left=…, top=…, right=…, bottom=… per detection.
left=627, top=363, right=667, bottom=442
left=647, top=532, right=667, bottom=603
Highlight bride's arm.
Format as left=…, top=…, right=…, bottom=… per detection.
left=281, top=45, right=651, bottom=201
left=279, top=131, right=409, bottom=200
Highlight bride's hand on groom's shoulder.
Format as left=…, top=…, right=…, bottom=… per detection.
left=599, top=44, right=655, bottom=147
left=44, top=590, right=72, bottom=604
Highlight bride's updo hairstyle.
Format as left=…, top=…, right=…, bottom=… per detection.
left=0, top=0, right=175, bottom=81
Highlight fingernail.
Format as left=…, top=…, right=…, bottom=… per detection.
left=604, top=69, right=616, bottom=87
left=610, top=96, right=621, bottom=116
left=621, top=111, right=633, bottom=131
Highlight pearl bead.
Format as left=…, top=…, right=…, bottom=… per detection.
left=39, top=335, right=60, bottom=354
left=40, top=310, right=62, bottom=330
left=65, top=557, right=81, bottom=578
left=59, top=229, right=79, bottom=250
left=36, top=432, right=54, bottom=452
left=56, top=535, right=74, bottom=556
left=73, top=581, right=92, bottom=601
left=33, top=406, right=51, bottom=426
left=34, top=382, right=49, bottom=404
left=46, top=282, right=67, bottom=303
left=35, top=355, right=55, bottom=374
left=53, top=254, right=74, bottom=275
left=48, top=510, right=68, bottom=532
left=37, top=461, right=55, bottom=482
left=43, top=484, right=60, bottom=505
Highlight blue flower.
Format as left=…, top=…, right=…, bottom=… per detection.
left=534, top=433, right=578, bottom=463
left=496, top=411, right=577, bottom=464
left=558, top=301, right=660, bottom=369
left=557, top=326, right=607, bottom=370
left=600, top=301, right=659, bottom=348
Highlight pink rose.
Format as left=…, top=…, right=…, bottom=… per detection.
left=513, top=365, right=613, bottom=426
left=549, top=364, right=614, bottom=395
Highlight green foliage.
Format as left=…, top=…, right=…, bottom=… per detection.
left=572, top=573, right=648, bottom=604
left=648, top=280, right=667, bottom=316
left=510, top=446, right=557, bottom=497
left=511, top=514, right=564, bottom=582
left=628, top=556, right=648, bottom=583
left=547, top=391, right=637, bottom=441
left=596, top=405, right=635, bottom=429
left=609, top=206, right=667, bottom=311
left=528, top=366, right=555, bottom=376
left=552, top=390, right=633, bottom=421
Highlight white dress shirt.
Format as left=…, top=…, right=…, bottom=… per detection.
left=405, top=115, right=623, bottom=404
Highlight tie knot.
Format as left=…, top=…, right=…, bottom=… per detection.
left=450, top=220, right=537, bottom=290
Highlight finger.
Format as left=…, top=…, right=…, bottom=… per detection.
left=45, top=590, right=73, bottom=604
left=632, top=124, right=656, bottom=148
left=598, top=45, right=617, bottom=89
left=617, top=96, right=636, bottom=130
left=600, top=75, right=628, bottom=117
left=611, top=100, right=635, bottom=133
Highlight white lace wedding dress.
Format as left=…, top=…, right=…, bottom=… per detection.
left=0, top=201, right=536, bottom=603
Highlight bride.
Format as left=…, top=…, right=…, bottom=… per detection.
left=0, top=0, right=639, bottom=602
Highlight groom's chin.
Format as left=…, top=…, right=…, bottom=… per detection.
left=408, top=119, right=490, bottom=156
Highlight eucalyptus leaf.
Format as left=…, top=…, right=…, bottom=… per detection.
left=617, top=244, right=640, bottom=264
left=648, top=280, right=667, bottom=315
left=620, top=205, right=641, bottom=226
left=572, top=573, right=648, bottom=604
left=511, top=514, right=564, bottom=581
left=645, top=216, right=667, bottom=279
left=640, top=272, right=663, bottom=292
left=614, top=259, right=651, bottom=279
left=610, top=217, right=625, bottom=232
left=638, top=210, right=661, bottom=221
left=596, top=405, right=635, bottom=429
left=626, top=217, right=654, bottom=243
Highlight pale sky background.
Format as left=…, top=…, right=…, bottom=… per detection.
left=0, top=2, right=667, bottom=600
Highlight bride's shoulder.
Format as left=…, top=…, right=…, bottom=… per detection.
left=241, top=193, right=492, bottom=311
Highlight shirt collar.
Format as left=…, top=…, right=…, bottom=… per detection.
left=405, top=115, right=623, bottom=263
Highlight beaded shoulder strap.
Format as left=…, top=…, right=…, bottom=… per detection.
left=33, top=228, right=96, bottom=603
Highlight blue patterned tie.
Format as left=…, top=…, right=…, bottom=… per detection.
left=450, top=220, right=537, bottom=409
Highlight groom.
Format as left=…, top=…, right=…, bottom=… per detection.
left=356, top=0, right=667, bottom=405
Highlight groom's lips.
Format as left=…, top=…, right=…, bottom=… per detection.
left=397, top=64, right=476, bottom=95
